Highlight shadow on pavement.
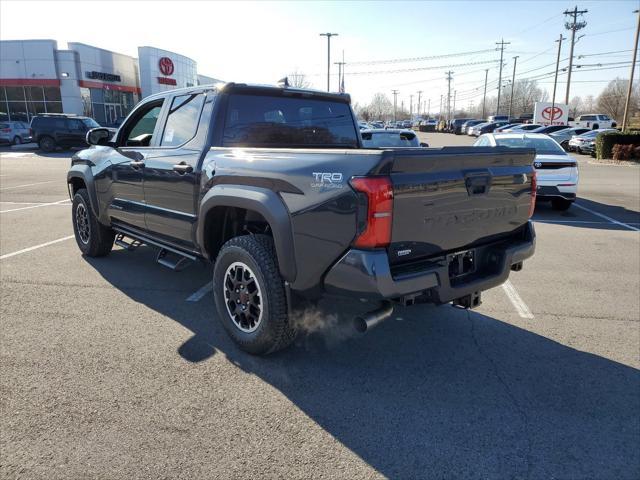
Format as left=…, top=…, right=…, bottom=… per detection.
left=86, top=249, right=640, bottom=479
left=533, top=197, right=640, bottom=230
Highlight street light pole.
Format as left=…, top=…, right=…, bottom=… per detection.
left=622, top=9, right=640, bottom=131
left=417, top=90, right=422, bottom=117
left=508, top=56, right=519, bottom=120
left=482, top=68, right=489, bottom=119
left=392, top=89, right=399, bottom=122
left=319, top=33, right=338, bottom=92
left=552, top=34, right=566, bottom=122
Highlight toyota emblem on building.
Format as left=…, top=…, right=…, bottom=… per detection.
left=158, top=57, right=174, bottom=76
left=542, top=106, right=562, bottom=121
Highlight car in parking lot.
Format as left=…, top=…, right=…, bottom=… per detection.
left=361, top=129, right=428, bottom=148
left=450, top=118, right=474, bottom=134
left=31, top=114, right=101, bottom=152
left=467, top=122, right=488, bottom=136
left=572, top=114, right=617, bottom=130
left=0, top=121, right=32, bottom=145
left=530, top=125, right=571, bottom=135
left=549, top=127, right=590, bottom=151
left=493, top=123, right=520, bottom=133
left=474, top=132, right=578, bottom=210
left=470, top=121, right=510, bottom=136
left=461, top=119, right=484, bottom=134
left=567, top=128, right=617, bottom=154
left=500, top=123, right=542, bottom=133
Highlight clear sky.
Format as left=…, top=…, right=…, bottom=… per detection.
left=1, top=0, right=638, bottom=113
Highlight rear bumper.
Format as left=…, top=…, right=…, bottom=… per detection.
left=536, top=185, right=576, bottom=200
left=323, top=222, right=536, bottom=303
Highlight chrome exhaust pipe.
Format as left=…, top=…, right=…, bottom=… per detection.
left=354, top=301, right=394, bottom=333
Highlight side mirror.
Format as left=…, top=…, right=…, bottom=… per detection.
left=86, top=128, right=111, bottom=146
left=420, top=142, right=429, bottom=147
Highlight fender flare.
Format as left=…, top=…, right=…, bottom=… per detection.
left=197, top=185, right=297, bottom=282
left=67, top=165, right=99, bottom=217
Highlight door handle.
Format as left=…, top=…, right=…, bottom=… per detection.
left=173, top=163, right=193, bottom=174
left=130, top=160, right=145, bottom=168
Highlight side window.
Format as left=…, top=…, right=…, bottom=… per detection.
left=68, top=119, right=84, bottom=131
left=474, top=136, right=489, bottom=147
left=160, top=93, right=205, bottom=147
left=122, top=100, right=164, bottom=147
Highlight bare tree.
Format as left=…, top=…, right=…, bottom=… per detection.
left=597, top=78, right=638, bottom=121
left=289, top=70, right=311, bottom=89
left=569, top=96, right=583, bottom=118
left=583, top=95, right=596, bottom=112
left=367, top=93, right=394, bottom=121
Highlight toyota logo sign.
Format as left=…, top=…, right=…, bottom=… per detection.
left=542, top=106, right=563, bottom=121
left=158, top=57, right=174, bottom=76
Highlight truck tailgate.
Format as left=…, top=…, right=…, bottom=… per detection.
left=385, top=146, right=535, bottom=265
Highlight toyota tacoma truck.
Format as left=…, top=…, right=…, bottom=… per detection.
left=67, top=83, right=536, bottom=355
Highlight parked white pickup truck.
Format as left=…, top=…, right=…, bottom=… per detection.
left=572, top=114, right=617, bottom=130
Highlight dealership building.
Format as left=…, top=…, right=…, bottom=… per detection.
left=0, top=39, right=221, bottom=125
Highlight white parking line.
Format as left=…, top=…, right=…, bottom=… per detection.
left=0, top=199, right=69, bottom=213
left=572, top=203, right=640, bottom=232
left=0, top=180, right=55, bottom=191
left=502, top=280, right=534, bottom=319
left=186, top=281, right=212, bottom=302
left=0, top=235, right=74, bottom=260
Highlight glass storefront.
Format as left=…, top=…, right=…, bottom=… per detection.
left=88, top=87, right=137, bottom=126
left=0, top=86, right=63, bottom=122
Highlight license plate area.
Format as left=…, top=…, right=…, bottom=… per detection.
left=448, top=249, right=476, bottom=279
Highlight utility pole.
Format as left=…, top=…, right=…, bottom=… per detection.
left=445, top=71, right=453, bottom=124
left=392, top=89, right=399, bottom=121
left=427, top=98, right=431, bottom=118
left=622, top=9, right=640, bottom=131
left=495, top=39, right=510, bottom=115
left=508, top=56, right=519, bottom=119
left=409, top=94, right=414, bottom=118
left=452, top=90, right=457, bottom=118
left=482, top=68, right=489, bottom=119
left=552, top=35, right=566, bottom=124
left=334, top=62, right=343, bottom=91
left=319, top=33, right=338, bottom=92
left=438, top=94, right=443, bottom=121
left=564, top=6, right=588, bottom=104
left=417, top=90, right=423, bottom=117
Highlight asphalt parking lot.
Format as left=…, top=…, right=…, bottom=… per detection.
left=1, top=140, right=639, bottom=479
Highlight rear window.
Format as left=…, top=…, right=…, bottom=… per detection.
left=361, top=131, right=419, bottom=148
left=222, top=94, right=358, bottom=148
left=495, top=136, right=566, bottom=155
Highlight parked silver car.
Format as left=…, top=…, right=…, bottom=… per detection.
left=0, top=121, right=32, bottom=145
left=548, top=127, right=590, bottom=151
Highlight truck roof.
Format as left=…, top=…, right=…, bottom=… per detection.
left=143, top=82, right=352, bottom=104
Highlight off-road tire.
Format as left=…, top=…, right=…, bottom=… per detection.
left=551, top=198, right=573, bottom=211
left=72, top=188, right=114, bottom=256
left=38, top=136, right=56, bottom=152
left=213, top=234, right=296, bottom=355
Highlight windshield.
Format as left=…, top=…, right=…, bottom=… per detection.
left=361, top=132, right=419, bottom=148
left=495, top=136, right=566, bottom=155
left=82, top=118, right=100, bottom=129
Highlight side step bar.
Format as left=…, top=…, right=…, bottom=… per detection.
left=112, top=226, right=198, bottom=272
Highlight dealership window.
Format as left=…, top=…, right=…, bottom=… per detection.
left=0, top=86, right=63, bottom=122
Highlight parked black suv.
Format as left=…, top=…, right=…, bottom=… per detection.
left=31, top=114, right=101, bottom=152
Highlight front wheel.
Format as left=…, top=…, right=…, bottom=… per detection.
left=551, top=198, right=573, bottom=211
left=38, top=136, right=56, bottom=152
left=12, top=136, right=21, bottom=145
left=213, top=235, right=296, bottom=355
left=72, top=188, right=114, bottom=256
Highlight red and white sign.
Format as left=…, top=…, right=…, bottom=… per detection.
left=534, top=102, right=568, bottom=126
left=158, top=57, right=174, bottom=76
left=157, top=77, right=177, bottom=86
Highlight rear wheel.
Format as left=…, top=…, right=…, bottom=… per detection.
left=38, top=136, right=56, bottom=152
left=551, top=198, right=573, bottom=211
left=72, top=188, right=114, bottom=256
left=213, top=234, right=296, bottom=355
left=592, top=124, right=599, bottom=130
left=12, top=136, right=21, bottom=145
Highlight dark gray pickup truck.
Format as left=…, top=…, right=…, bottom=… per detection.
left=67, top=83, right=536, bottom=355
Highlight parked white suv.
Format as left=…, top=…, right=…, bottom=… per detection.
left=474, top=133, right=578, bottom=210
left=572, top=114, right=617, bottom=130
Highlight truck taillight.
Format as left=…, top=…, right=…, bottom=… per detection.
left=529, top=171, right=537, bottom=218
left=350, top=176, right=393, bottom=248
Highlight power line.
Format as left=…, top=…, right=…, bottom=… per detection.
left=348, top=48, right=497, bottom=66
left=564, top=5, right=588, bottom=104
left=346, top=59, right=499, bottom=76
